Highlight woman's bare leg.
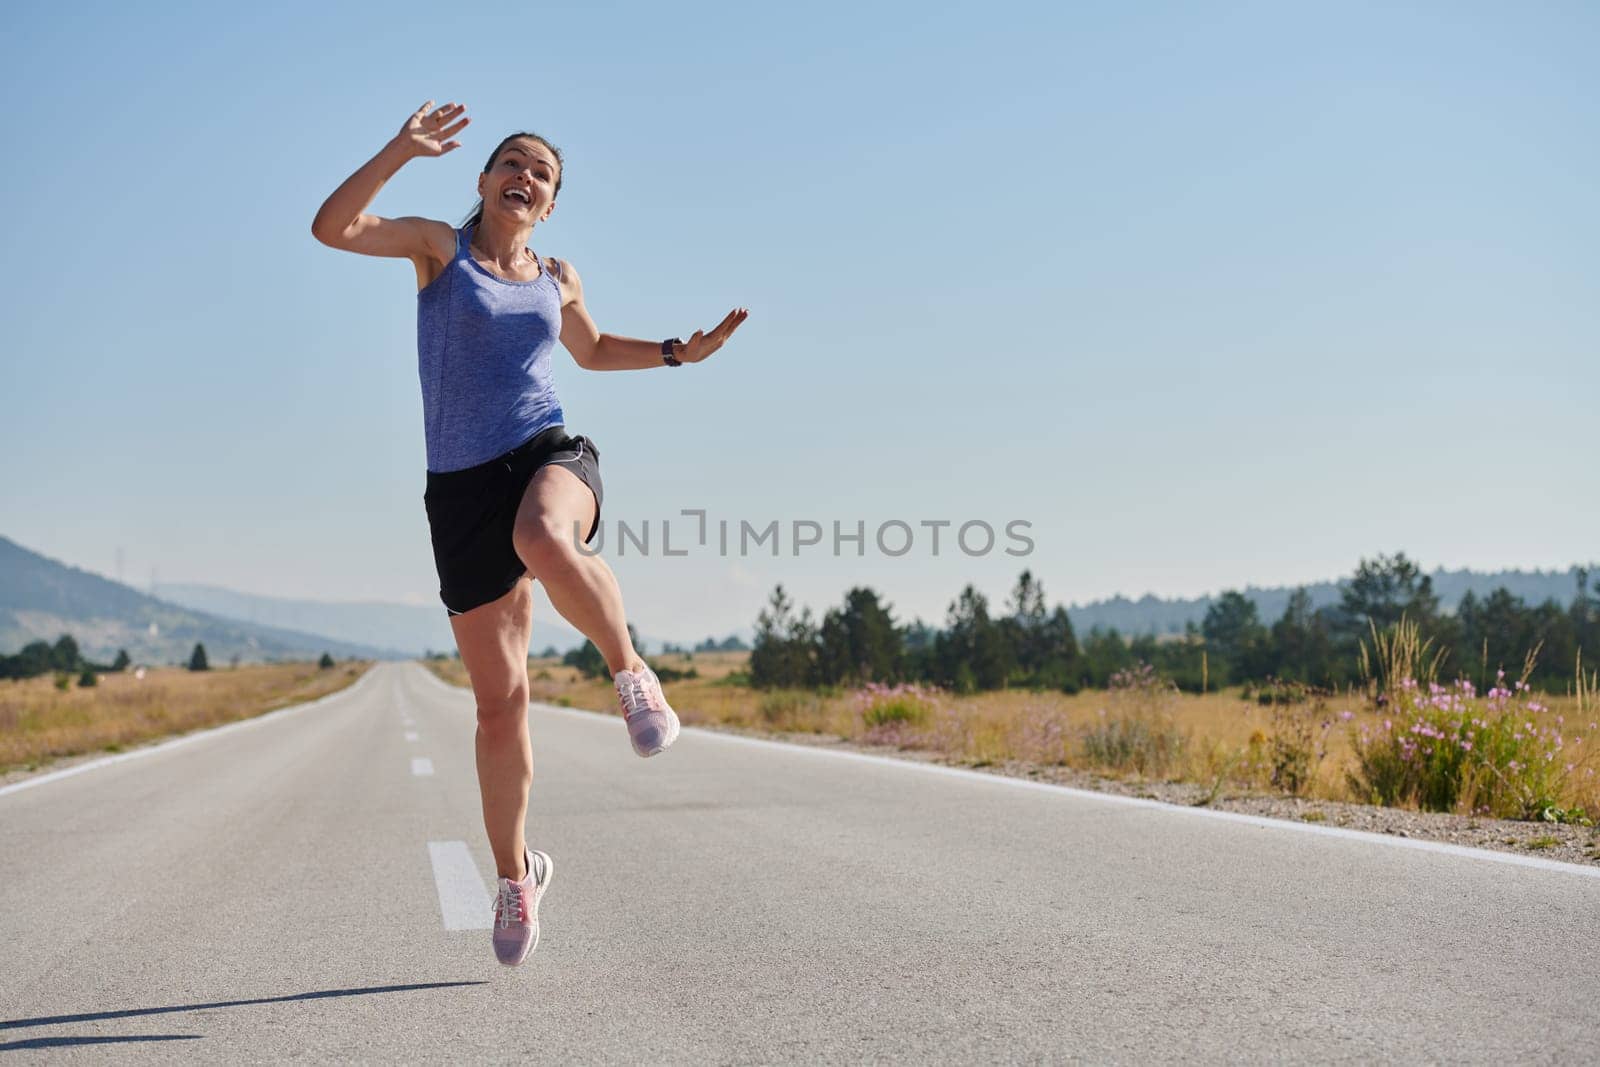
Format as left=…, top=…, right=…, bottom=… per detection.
left=514, top=465, right=646, bottom=675
left=449, top=579, right=534, bottom=882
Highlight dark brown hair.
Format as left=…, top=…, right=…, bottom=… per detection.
left=462, top=132, right=564, bottom=229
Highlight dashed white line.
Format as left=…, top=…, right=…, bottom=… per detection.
left=427, top=841, right=492, bottom=930
left=405, top=731, right=419, bottom=742
left=411, top=758, right=434, bottom=777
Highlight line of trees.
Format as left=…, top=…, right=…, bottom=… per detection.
left=1, top=637, right=339, bottom=680
left=0, top=635, right=130, bottom=681
left=660, top=634, right=750, bottom=655
left=750, top=554, right=1598, bottom=693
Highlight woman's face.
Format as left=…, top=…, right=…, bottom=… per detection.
left=477, top=138, right=560, bottom=225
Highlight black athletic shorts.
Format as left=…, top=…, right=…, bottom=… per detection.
left=423, top=425, right=604, bottom=617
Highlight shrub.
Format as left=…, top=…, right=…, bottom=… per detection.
left=1081, top=712, right=1186, bottom=776
left=855, top=682, right=938, bottom=729
left=77, top=669, right=98, bottom=688
left=1079, top=663, right=1187, bottom=777
left=318, top=653, right=335, bottom=669
left=1256, top=680, right=1333, bottom=796
left=758, top=690, right=826, bottom=729
left=1347, top=670, right=1594, bottom=819
left=651, top=664, right=698, bottom=683
left=563, top=641, right=607, bottom=679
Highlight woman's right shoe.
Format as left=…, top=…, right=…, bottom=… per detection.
left=614, top=666, right=681, bottom=757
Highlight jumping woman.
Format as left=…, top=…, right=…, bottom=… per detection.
left=312, top=101, right=749, bottom=966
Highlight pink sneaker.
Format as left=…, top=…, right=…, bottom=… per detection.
left=492, top=847, right=553, bottom=967
left=614, top=666, right=681, bottom=757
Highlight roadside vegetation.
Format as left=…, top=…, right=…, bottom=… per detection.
left=423, top=641, right=1598, bottom=822
left=0, top=658, right=367, bottom=774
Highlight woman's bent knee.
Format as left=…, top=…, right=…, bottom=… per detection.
left=514, top=517, right=582, bottom=576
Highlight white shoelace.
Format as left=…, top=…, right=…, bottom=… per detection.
left=619, top=671, right=655, bottom=719
left=496, top=881, right=525, bottom=928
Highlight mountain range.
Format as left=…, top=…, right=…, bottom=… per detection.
left=0, top=535, right=402, bottom=664
left=151, top=582, right=585, bottom=659
left=3, top=533, right=1591, bottom=659
left=1063, top=566, right=1592, bottom=636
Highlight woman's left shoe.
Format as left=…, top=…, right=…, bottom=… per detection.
left=614, top=666, right=681, bottom=757
left=492, top=847, right=553, bottom=967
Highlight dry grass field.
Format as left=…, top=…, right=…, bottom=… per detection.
left=423, top=650, right=1599, bottom=817
left=0, top=662, right=370, bottom=774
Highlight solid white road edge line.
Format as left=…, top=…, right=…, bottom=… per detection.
left=0, top=665, right=383, bottom=800
left=428, top=840, right=493, bottom=930
left=527, top=698, right=1600, bottom=882
left=414, top=664, right=469, bottom=697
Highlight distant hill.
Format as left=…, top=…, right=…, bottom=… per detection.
left=153, top=582, right=587, bottom=659
left=1065, top=566, right=1592, bottom=636
left=0, top=535, right=401, bottom=664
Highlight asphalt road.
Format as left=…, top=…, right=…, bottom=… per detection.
left=2, top=661, right=1597, bottom=1064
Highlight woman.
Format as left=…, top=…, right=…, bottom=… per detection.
left=313, top=100, right=748, bottom=967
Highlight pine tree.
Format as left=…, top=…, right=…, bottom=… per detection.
left=51, top=634, right=82, bottom=672
left=937, top=585, right=1013, bottom=691
left=1202, top=591, right=1267, bottom=684
left=818, top=587, right=901, bottom=685
left=750, top=585, right=817, bottom=688
left=188, top=643, right=210, bottom=671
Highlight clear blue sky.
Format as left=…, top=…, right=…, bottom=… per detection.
left=2, top=0, right=1595, bottom=642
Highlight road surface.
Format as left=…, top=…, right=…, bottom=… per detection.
left=2, top=661, right=1597, bottom=1063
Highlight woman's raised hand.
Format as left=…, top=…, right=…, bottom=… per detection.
left=679, top=308, right=751, bottom=364
left=394, top=100, right=470, bottom=158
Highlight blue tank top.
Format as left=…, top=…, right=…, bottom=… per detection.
left=416, top=224, right=565, bottom=472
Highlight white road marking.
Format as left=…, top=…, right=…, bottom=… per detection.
left=428, top=841, right=492, bottom=930
left=411, top=758, right=434, bottom=777
left=413, top=665, right=472, bottom=703
left=531, top=701, right=1600, bottom=882
left=405, top=731, right=419, bottom=742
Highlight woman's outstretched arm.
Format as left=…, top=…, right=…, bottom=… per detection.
left=557, top=259, right=750, bottom=371
left=311, top=100, right=465, bottom=262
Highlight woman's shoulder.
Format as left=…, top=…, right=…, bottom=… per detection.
left=545, top=256, right=583, bottom=301
left=416, top=218, right=462, bottom=262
